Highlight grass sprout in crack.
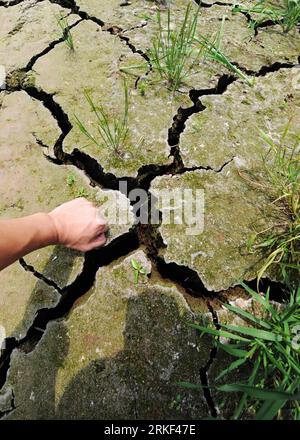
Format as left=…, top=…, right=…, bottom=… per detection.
left=149, top=2, right=202, bottom=91
left=233, top=0, right=300, bottom=33
left=75, top=81, right=143, bottom=158
left=56, top=13, right=74, bottom=51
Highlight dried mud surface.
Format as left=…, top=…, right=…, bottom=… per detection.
left=0, top=0, right=299, bottom=419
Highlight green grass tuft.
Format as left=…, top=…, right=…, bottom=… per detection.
left=131, top=258, right=147, bottom=285
left=182, top=282, right=300, bottom=420
left=75, top=81, right=131, bottom=157
left=149, top=2, right=202, bottom=91
left=233, top=0, right=300, bottom=33
left=121, top=5, right=255, bottom=89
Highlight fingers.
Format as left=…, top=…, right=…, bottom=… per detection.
left=86, top=233, right=107, bottom=251
left=49, top=198, right=109, bottom=252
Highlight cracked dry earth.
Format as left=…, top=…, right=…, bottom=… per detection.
left=0, top=0, right=299, bottom=420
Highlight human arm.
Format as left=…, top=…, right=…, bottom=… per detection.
left=0, top=198, right=107, bottom=271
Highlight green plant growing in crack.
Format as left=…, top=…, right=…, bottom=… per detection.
left=57, top=13, right=74, bottom=51
left=180, top=282, right=300, bottom=420
left=149, top=2, right=202, bottom=91
left=243, top=125, right=300, bottom=287
left=75, top=81, right=138, bottom=157
left=131, top=258, right=147, bottom=285
left=195, top=17, right=254, bottom=86
left=232, top=0, right=300, bottom=33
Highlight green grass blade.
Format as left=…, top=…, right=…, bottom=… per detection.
left=255, top=399, right=287, bottom=420
left=222, top=303, right=271, bottom=329
left=217, top=342, right=249, bottom=358
left=218, top=383, right=300, bottom=400
left=216, top=357, right=249, bottom=381
left=177, top=381, right=202, bottom=390
left=190, top=323, right=251, bottom=342
left=222, top=324, right=282, bottom=342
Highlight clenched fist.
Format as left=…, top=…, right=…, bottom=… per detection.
left=48, top=198, right=108, bottom=252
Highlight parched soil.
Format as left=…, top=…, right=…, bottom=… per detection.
left=0, top=0, right=299, bottom=419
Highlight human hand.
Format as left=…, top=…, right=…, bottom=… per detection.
left=48, top=198, right=108, bottom=252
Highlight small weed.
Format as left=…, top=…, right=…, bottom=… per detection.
left=75, top=187, right=88, bottom=198
left=180, top=282, right=300, bottom=420
left=57, top=13, right=74, bottom=50
left=75, top=81, right=131, bottom=157
left=149, top=2, right=202, bottom=91
left=233, top=0, right=300, bottom=33
left=66, top=174, right=76, bottom=187
left=131, top=258, right=147, bottom=285
left=137, top=78, right=149, bottom=96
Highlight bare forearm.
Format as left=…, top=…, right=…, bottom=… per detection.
left=0, top=213, right=57, bottom=270
left=0, top=198, right=107, bottom=272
